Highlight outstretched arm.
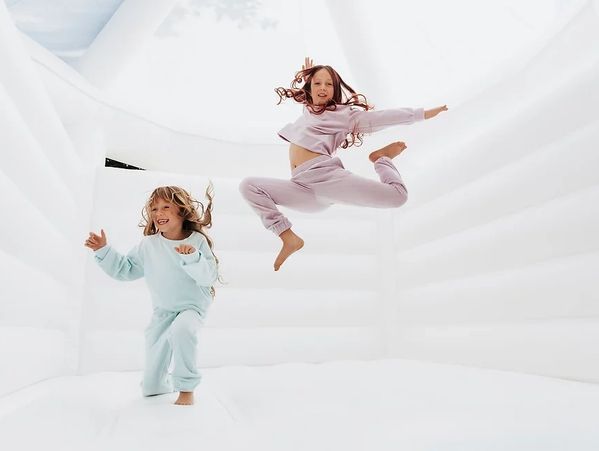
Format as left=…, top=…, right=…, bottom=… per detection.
left=424, top=105, right=448, bottom=119
left=350, top=104, right=448, bottom=133
left=85, top=229, right=144, bottom=281
left=349, top=107, right=425, bottom=134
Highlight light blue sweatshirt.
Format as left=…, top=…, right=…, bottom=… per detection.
left=94, top=231, right=218, bottom=316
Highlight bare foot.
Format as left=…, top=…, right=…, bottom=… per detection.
left=174, top=391, right=194, bottom=405
left=368, top=141, right=407, bottom=162
left=274, top=228, right=304, bottom=271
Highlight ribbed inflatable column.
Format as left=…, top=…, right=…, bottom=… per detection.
left=75, top=0, right=178, bottom=89
left=64, top=119, right=106, bottom=376
left=0, top=2, right=81, bottom=193
left=377, top=211, right=399, bottom=356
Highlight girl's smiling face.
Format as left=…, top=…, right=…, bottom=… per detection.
left=151, top=197, right=184, bottom=238
left=310, top=68, right=334, bottom=105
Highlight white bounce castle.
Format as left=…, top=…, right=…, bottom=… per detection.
left=1, top=1, right=599, bottom=450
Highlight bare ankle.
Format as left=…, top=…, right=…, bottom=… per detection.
left=369, top=141, right=407, bottom=162
left=174, top=391, right=194, bottom=405
left=274, top=228, right=304, bottom=271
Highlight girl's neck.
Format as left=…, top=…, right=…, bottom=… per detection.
left=161, top=229, right=192, bottom=241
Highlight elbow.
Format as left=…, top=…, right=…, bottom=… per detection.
left=200, top=267, right=219, bottom=286
left=210, top=268, right=220, bottom=285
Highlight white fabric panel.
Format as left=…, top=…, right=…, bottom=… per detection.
left=85, top=287, right=378, bottom=330
left=0, top=327, right=67, bottom=397
left=212, top=215, right=377, bottom=254
left=380, top=5, right=599, bottom=208
left=393, top=319, right=599, bottom=383
left=389, top=3, right=599, bottom=180
left=397, top=186, right=599, bottom=288
left=395, top=252, right=599, bottom=323
left=206, top=289, right=378, bottom=328
left=2, top=360, right=599, bottom=450
left=0, top=372, right=238, bottom=450
left=25, top=35, right=105, bottom=131
left=0, top=2, right=81, bottom=189
left=0, top=172, right=74, bottom=283
left=80, top=327, right=381, bottom=372
left=0, top=250, right=71, bottom=329
left=390, top=5, right=599, bottom=383
left=75, top=0, right=178, bottom=89
left=102, top=108, right=286, bottom=178
left=396, top=120, right=599, bottom=249
left=0, top=84, right=77, bottom=240
left=406, top=61, right=599, bottom=207
left=0, top=6, right=91, bottom=396
left=219, top=251, right=377, bottom=289
left=23, top=35, right=288, bottom=178
left=198, top=327, right=382, bottom=367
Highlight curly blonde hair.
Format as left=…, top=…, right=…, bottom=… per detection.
left=140, top=183, right=220, bottom=296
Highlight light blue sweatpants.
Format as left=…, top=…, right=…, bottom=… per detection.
left=142, top=309, right=203, bottom=396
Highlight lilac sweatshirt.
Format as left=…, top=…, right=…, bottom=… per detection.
left=278, top=104, right=425, bottom=156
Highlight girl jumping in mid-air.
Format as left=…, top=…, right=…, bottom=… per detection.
left=239, top=57, right=448, bottom=271
left=84, top=185, right=219, bottom=405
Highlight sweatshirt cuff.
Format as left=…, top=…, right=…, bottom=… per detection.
left=415, top=108, right=425, bottom=121
left=180, top=250, right=200, bottom=265
left=94, top=245, right=111, bottom=260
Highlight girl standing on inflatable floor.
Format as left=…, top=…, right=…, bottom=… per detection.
left=85, top=185, right=219, bottom=405
left=240, top=57, right=448, bottom=271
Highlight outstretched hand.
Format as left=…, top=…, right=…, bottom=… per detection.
left=85, top=229, right=107, bottom=251
left=175, top=245, right=196, bottom=255
left=424, top=105, right=448, bottom=119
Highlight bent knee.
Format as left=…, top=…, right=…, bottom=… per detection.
left=238, top=177, right=259, bottom=198
left=391, top=190, right=408, bottom=208
left=170, top=312, right=200, bottom=341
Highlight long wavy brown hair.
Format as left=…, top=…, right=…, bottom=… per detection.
left=275, top=65, right=373, bottom=148
left=140, top=184, right=220, bottom=297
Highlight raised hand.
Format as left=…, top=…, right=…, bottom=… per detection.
left=424, top=105, right=448, bottom=119
left=300, top=56, right=314, bottom=82
left=175, top=245, right=196, bottom=255
left=302, top=56, right=314, bottom=72
left=85, top=229, right=107, bottom=251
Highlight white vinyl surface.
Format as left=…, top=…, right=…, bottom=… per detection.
left=1, top=359, right=598, bottom=451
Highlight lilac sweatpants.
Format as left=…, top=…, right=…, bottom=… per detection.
left=239, top=155, right=408, bottom=235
